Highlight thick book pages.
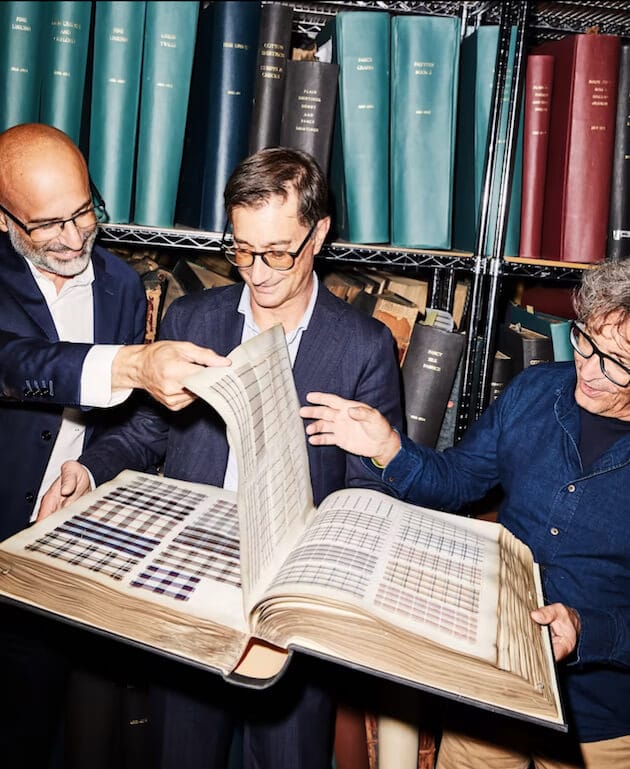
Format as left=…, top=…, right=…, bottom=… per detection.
left=176, top=1, right=260, bottom=233
left=607, top=42, right=630, bottom=261
left=133, top=2, right=199, bottom=227
left=390, top=15, right=460, bottom=249
left=0, top=1, right=48, bottom=131
left=39, top=1, right=92, bottom=144
left=402, top=323, right=465, bottom=448
left=535, top=33, right=621, bottom=263
left=321, top=11, right=391, bottom=244
left=519, top=54, right=555, bottom=259
left=248, top=2, right=293, bottom=153
left=89, top=1, right=146, bottom=224
left=0, top=325, right=565, bottom=729
left=279, top=59, right=339, bottom=176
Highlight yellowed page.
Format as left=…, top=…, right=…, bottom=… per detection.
left=258, top=487, right=501, bottom=663
left=184, top=324, right=316, bottom=613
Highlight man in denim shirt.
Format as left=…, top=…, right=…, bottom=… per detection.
left=300, top=260, right=630, bottom=769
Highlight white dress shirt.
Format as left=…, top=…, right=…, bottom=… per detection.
left=25, top=259, right=128, bottom=518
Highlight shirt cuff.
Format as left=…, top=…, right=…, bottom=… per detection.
left=83, top=465, right=96, bottom=492
left=572, top=608, right=617, bottom=666
left=80, top=345, right=131, bottom=407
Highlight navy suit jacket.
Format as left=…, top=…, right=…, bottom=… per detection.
left=81, top=282, right=403, bottom=505
left=0, top=235, right=147, bottom=539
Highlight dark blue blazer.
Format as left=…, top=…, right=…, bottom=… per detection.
left=81, top=282, right=403, bottom=505
left=0, top=235, right=147, bottom=539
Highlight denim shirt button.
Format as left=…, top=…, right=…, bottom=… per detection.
left=550, top=527, right=559, bottom=536
left=567, top=484, right=576, bottom=493
left=387, top=476, right=395, bottom=483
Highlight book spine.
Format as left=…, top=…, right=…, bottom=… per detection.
left=518, top=54, right=555, bottom=258
left=334, top=11, right=390, bottom=244
left=133, top=2, right=199, bottom=227
left=192, top=1, right=261, bottom=233
left=88, top=1, right=146, bottom=224
left=401, top=324, right=465, bottom=449
left=538, top=34, right=621, bottom=263
left=452, top=26, right=499, bottom=253
left=509, top=304, right=573, bottom=362
left=489, top=354, right=513, bottom=402
left=503, top=70, right=524, bottom=258
left=435, top=355, right=463, bottom=451
left=390, top=15, right=460, bottom=249
left=0, top=2, right=48, bottom=132
left=248, top=2, right=293, bottom=154
left=607, top=42, right=630, bottom=261
left=39, top=1, right=92, bottom=144
left=279, top=59, right=339, bottom=177
left=499, top=325, right=553, bottom=373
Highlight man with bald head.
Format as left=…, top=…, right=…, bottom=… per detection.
left=0, top=122, right=227, bottom=768
left=0, top=123, right=230, bottom=535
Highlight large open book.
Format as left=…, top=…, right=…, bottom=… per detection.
left=0, top=325, right=565, bottom=729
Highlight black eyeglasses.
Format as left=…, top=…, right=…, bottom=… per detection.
left=570, top=321, right=630, bottom=388
left=220, top=222, right=317, bottom=271
left=0, top=179, right=108, bottom=244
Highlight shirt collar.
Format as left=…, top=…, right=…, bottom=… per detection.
left=24, top=255, right=95, bottom=293
left=237, top=272, right=319, bottom=340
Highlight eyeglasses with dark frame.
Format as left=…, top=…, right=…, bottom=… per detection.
left=569, top=321, right=630, bottom=388
left=0, top=179, right=108, bottom=244
left=220, top=221, right=317, bottom=271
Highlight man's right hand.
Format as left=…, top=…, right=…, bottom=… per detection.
left=112, top=341, right=231, bottom=411
left=300, top=392, right=401, bottom=467
left=36, top=460, right=92, bottom=521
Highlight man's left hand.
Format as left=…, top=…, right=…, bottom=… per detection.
left=36, top=460, right=92, bottom=521
left=531, top=603, right=581, bottom=661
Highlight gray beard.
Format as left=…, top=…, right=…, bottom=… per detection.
left=7, top=223, right=96, bottom=278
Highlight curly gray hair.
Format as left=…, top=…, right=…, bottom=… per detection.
left=573, top=260, right=630, bottom=327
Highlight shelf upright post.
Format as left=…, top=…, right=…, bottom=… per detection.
left=476, top=0, right=531, bottom=418
left=456, top=1, right=513, bottom=438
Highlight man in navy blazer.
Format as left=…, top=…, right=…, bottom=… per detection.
left=0, top=123, right=150, bottom=769
left=0, top=235, right=148, bottom=540
left=49, top=148, right=403, bottom=769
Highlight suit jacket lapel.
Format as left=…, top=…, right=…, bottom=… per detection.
left=91, top=249, right=118, bottom=342
left=0, top=238, right=59, bottom=340
left=293, top=286, right=344, bottom=399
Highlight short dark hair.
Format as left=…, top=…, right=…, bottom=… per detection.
left=224, top=147, right=329, bottom=228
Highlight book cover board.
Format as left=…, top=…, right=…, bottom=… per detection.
left=0, top=326, right=565, bottom=730
left=535, top=33, right=621, bottom=263
left=402, top=324, right=465, bottom=448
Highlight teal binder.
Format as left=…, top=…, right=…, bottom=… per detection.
left=0, top=2, right=48, bottom=132
left=390, top=15, right=461, bottom=249
left=39, top=1, right=92, bottom=143
left=134, top=2, right=199, bottom=227
left=89, top=2, right=146, bottom=224
left=325, top=11, right=391, bottom=244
